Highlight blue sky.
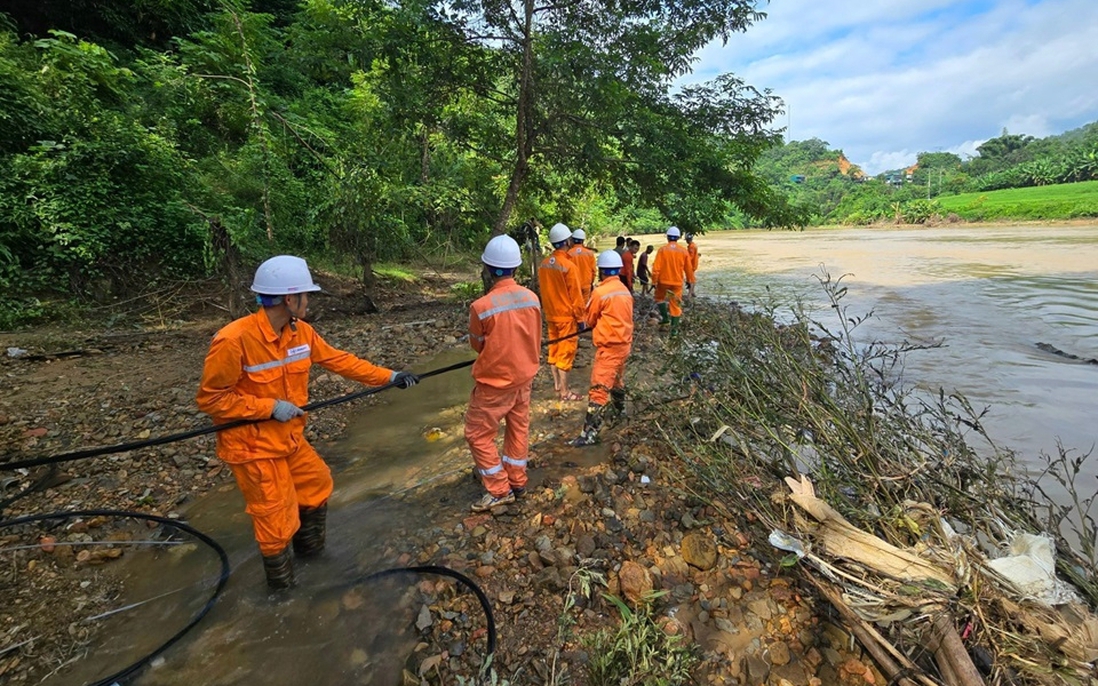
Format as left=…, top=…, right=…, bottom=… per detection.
left=687, top=0, right=1098, bottom=174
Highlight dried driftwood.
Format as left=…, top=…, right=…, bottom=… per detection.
left=785, top=475, right=956, bottom=590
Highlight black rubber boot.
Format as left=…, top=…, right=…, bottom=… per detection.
left=262, top=547, right=295, bottom=590
left=572, top=405, right=604, bottom=446
left=610, top=389, right=627, bottom=416
left=293, top=503, right=328, bottom=558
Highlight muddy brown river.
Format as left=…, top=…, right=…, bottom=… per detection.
left=697, top=224, right=1098, bottom=470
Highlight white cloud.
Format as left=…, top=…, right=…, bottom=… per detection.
left=688, top=0, right=1098, bottom=174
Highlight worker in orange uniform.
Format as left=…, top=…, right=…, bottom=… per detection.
left=197, top=256, right=419, bottom=590
left=465, top=235, right=542, bottom=512
left=540, top=223, right=587, bottom=401
left=685, top=233, right=700, bottom=293
left=650, top=226, right=695, bottom=337
left=568, top=228, right=597, bottom=304
left=620, top=239, right=638, bottom=291
left=573, top=250, right=634, bottom=446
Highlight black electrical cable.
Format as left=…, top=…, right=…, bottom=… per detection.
left=0, top=322, right=563, bottom=680
left=0, top=509, right=231, bottom=686
left=359, top=565, right=497, bottom=658
left=0, top=328, right=589, bottom=474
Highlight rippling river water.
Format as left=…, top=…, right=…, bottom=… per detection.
left=696, top=224, right=1098, bottom=475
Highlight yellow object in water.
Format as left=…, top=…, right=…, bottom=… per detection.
left=424, top=427, right=445, bottom=442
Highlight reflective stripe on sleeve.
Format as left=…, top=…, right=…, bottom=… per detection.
left=478, top=300, right=540, bottom=320
left=243, top=350, right=311, bottom=373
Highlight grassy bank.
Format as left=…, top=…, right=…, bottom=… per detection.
left=936, top=180, right=1098, bottom=221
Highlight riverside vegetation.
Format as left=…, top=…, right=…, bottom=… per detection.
left=2, top=267, right=1096, bottom=685
left=0, top=0, right=807, bottom=330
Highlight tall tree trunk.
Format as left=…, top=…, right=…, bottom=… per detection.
left=356, top=249, right=379, bottom=314
left=492, top=0, right=536, bottom=237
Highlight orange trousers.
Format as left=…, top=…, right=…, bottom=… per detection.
left=227, top=440, right=333, bottom=556
left=654, top=284, right=684, bottom=317
left=589, top=344, right=628, bottom=406
left=547, top=320, right=578, bottom=371
left=464, top=382, right=531, bottom=497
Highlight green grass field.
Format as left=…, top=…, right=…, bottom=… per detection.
left=936, top=180, right=1098, bottom=221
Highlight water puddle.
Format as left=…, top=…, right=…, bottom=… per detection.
left=48, top=349, right=493, bottom=686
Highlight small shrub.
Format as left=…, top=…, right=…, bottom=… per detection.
left=450, top=281, right=483, bottom=302
left=583, top=594, right=698, bottom=686
left=0, top=297, right=46, bottom=330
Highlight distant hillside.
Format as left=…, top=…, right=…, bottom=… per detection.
left=754, top=138, right=867, bottom=222
left=756, top=122, right=1098, bottom=226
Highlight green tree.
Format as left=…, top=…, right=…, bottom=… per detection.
left=442, top=0, right=774, bottom=233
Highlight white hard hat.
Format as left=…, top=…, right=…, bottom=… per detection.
left=597, top=250, right=623, bottom=269
left=251, top=255, right=322, bottom=295
left=666, top=226, right=681, bottom=239
left=549, top=223, right=572, bottom=244
left=571, top=228, right=586, bottom=241
left=481, top=235, right=522, bottom=269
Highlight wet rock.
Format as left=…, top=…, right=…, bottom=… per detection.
left=562, top=650, right=589, bottom=666
left=772, top=661, right=810, bottom=686
left=681, top=532, right=718, bottom=570
left=619, top=561, right=653, bottom=604
left=680, top=512, right=699, bottom=529
left=536, top=566, right=565, bottom=591
left=768, top=640, right=791, bottom=666
left=744, top=655, right=770, bottom=684
left=416, top=605, right=433, bottom=631
left=527, top=551, right=544, bottom=570
left=748, top=598, right=774, bottom=621
left=576, top=534, right=596, bottom=557
left=535, top=535, right=553, bottom=552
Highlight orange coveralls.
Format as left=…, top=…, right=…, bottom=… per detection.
left=196, top=311, right=393, bottom=555
left=651, top=241, right=696, bottom=317
left=567, top=244, right=597, bottom=303
left=687, top=242, right=700, bottom=273
left=539, top=248, right=586, bottom=371
left=586, top=276, right=634, bottom=405
left=465, top=278, right=542, bottom=497
left=619, top=250, right=635, bottom=291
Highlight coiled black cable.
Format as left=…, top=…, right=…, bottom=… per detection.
left=0, top=509, right=230, bottom=686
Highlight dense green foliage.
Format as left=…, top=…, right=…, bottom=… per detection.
left=0, top=0, right=793, bottom=325
left=758, top=124, right=1098, bottom=226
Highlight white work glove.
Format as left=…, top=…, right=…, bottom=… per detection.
left=271, top=400, right=305, bottom=422
left=391, top=371, right=420, bottom=389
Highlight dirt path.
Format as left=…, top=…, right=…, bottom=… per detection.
left=1, top=273, right=872, bottom=685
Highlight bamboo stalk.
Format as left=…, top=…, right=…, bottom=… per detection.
left=809, top=576, right=938, bottom=686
